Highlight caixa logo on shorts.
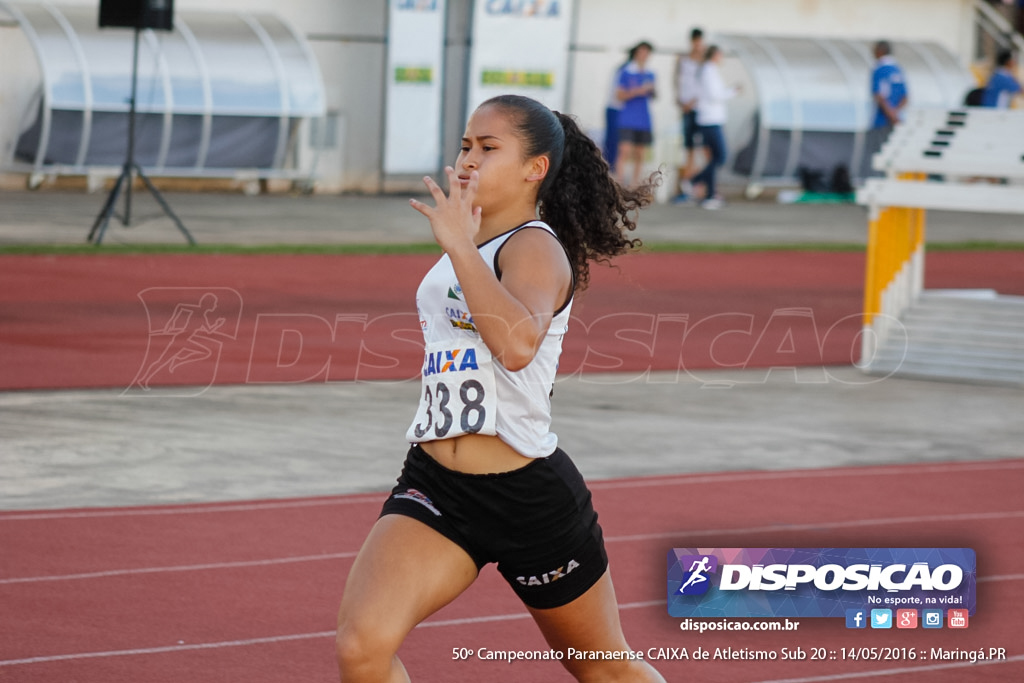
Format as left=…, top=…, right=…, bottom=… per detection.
left=517, top=559, right=580, bottom=588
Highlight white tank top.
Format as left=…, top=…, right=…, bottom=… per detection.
left=405, top=220, right=573, bottom=458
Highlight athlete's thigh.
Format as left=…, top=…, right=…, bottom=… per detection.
left=528, top=569, right=666, bottom=682
left=339, top=515, right=479, bottom=643
left=526, top=569, right=629, bottom=657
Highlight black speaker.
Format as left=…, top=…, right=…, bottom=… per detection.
left=99, top=0, right=174, bottom=31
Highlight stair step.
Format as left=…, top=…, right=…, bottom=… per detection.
left=865, top=361, right=1024, bottom=387
left=921, top=290, right=1024, bottom=306
left=902, top=311, right=1024, bottom=328
left=865, top=290, right=1024, bottom=386
left=870, top=349, right=1024, bottom=369
left=892, top=333, right=1024, bottom=352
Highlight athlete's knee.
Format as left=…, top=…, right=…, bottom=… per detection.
left=335, top=615, right=402, bottom=681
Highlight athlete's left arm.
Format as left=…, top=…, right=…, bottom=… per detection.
left=446, top=229, right=570, bottom=372
left=492, top=230, right=572, bottom=368
left=411, top=169, right=571, bottom=372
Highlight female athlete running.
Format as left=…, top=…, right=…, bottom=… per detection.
left=335, top=94, right=663, bottom=683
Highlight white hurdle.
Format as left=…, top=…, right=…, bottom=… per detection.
left=855, top=106, right=1024, bottom=372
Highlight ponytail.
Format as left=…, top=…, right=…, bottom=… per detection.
left=480, top=94, right=656, bottom=290
left=541, top=112, right=653, bottom=289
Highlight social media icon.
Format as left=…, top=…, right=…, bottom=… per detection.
left=922, top=609, right=943, bottom=629
left=948, top=609, right=969, bottom=629
left=896, top=609, right=918, bottom=629
left=846, top=609, right=867, bottom=629
left=870, top=609, right=892, bottom=629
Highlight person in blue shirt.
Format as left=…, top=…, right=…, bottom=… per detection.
left=863, top=40, right=909, bottom=175
left=602, top=47, right=634, bottom=168
left=615, top=41, right=656, bottom=187
left=982, top=49, right=1022, bottom=109
left=871, top=40, right=908, bottom=130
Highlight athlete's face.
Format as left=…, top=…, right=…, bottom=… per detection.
left=455, top=105, right=545, bottom=216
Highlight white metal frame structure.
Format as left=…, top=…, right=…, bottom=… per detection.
left=0, top=1, right=325, bottom=183
left=718, top=35, right=976, bottom=186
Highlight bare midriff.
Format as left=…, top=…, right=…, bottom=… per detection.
left=419, top=433, right=533, bottom=475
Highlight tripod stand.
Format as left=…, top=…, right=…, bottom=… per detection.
left=88, top=26, right=195, bottom=245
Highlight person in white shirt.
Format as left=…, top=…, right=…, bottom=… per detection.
left=673, top=27, right=704, bottom=202
left=690, top=45, right=738, bottom=209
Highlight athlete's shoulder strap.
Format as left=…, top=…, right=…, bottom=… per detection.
left=492, top=221, right=574, bottom=314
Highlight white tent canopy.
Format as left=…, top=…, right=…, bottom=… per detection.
left=1, top=1, right=325, bottom=178
left=718, top=35, right=975, bottom=185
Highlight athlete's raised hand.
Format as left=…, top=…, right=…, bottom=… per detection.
left=410, top=167, right=482, bottom=254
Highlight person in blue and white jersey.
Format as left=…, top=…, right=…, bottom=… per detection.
left=602, top=47, right=633, bottom=168
left=870, top=40, right=908, bottom=130
left=615, top=40, right=657, bottom=187
left=868, top=40, right=909, bottom=129
left=863, top=40, right=909, bottom=175
left=982, top=49, right=1022, bottom=109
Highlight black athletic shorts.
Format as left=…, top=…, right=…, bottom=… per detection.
left=617, top=127, right=653, bottom=145
left=379, top=444, right=609, bottom=610
left=682, top=109, right=702, bottom=149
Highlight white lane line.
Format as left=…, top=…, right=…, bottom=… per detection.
left=416, top=600, right=664, bottom=629
left=0, top=552, right=358, bottom=585
left=4, top=511, right=1021, bottom=585
left=3, top=459, right=1020, bottom=521
left=750, top=654, right=1024, bottom=683
left=0, top=494, right=386, bottom=521
left=0, top=631, right=337, bottom=667
left=0, top=600, right=664, bottom=667
left=604, top=510, right=1024, bottom=543
left=978, top=573, right=1024, bottom=583
left=589, top=460, right=1024, bottom=492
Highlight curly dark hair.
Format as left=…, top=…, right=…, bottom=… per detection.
left=480, top=95, right=656, bottom=290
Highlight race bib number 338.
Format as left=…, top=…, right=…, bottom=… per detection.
left=406, top=341, right=498, bottom=442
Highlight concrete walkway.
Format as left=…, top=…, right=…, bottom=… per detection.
left=2, top=368, right=1022, bottom=510
left=2, top=187, right=1023, bottom=247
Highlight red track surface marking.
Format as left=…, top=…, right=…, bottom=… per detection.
left=2, top=459, right=1021, bottom=682
left=3, top=250, right=1021, bottom=391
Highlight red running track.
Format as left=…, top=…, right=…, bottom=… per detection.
left=2, top=250, right=1021, bottom=392
left=1, top=459, right=1022, bottom=682
left=2, top=250, right=1022, bottom=681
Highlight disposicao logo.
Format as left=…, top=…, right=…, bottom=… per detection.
left=676, top=555, right=718, bottom=596
left=667, top=548, right=976, bottom=619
